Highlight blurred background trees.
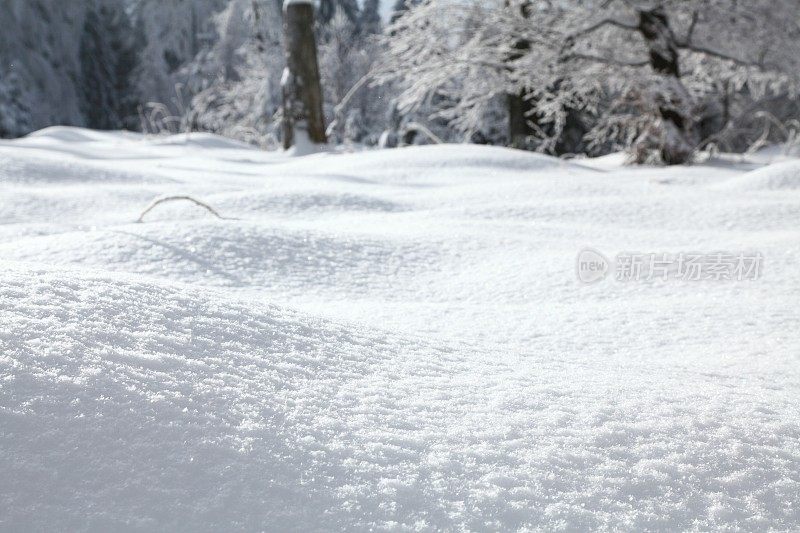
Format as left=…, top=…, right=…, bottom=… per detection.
left=0, top=0, right=797, bottom=163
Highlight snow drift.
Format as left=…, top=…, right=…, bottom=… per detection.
left=716, top=160, right=800, bottom=191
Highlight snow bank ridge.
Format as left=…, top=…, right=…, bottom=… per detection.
left=716, top=160, right=800, bottom=191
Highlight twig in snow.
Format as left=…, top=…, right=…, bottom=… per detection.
left=136, top=195, right=231, bottom=223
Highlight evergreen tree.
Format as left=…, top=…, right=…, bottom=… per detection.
left=79, top=1, right=138, bottom=130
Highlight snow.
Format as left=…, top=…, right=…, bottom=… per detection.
left=285, top=128, right=330, bottom=157
left=1, top=127, right=799, bottom=530
left=714, top=160, right=800, bottom=191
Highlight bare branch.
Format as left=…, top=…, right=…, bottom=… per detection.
left=684, top=10, right=700, bottom=45
left=570, top=17, right=639, bottom=40
left=562, top=53, right=649, bottom=68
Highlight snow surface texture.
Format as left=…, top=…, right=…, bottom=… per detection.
left=1, top=127, right=799, bottom=531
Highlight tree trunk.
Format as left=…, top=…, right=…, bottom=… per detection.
left=282, top=1, right=327, bottom=150
left=637, top=7, right=696, bottom=164
left=505, top=0, right=535, bottom=149
left=507, top=92, right=535, bottom=149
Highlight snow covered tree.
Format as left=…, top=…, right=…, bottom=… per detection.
left=373, top=0, right=565, bottom=147
left=0, top=0, right=91, bottom=134
left=375, top=0, right=798, bottom=162
left=318, top=4, right=386, bottom=144
left=390, top=0, right=421, bottom=24
left=179, top=0, right=385, bottom=147
left=0, top=0, right=139, bottom=136
left=320, top=9, right=360, bottom=105
left=181, top=0, right=285, bottom=146
left=1, top=0, right=795, bottom=162
left=559, top=0, right=798, bottom=163
left=130, top=0, right=227, bottom=121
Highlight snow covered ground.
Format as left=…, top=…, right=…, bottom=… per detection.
left=1, top=127, right=799, bottom=531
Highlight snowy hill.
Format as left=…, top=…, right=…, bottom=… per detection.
left=1, top=128, right=799, bottom=530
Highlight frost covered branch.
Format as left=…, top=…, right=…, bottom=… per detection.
left=405, top=122, right=443, bottom=144
left=679, top=43, right=761, bottom=69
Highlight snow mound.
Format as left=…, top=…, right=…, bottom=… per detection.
left=715, top=160, right=800, bottom=191
left=21, top=128, right=259, bottom=152
left=0, top=221, right=439, bottom=293
left=0, top=265, right=453, bottom=530
left=2, top=265, right=800, bottom=531
left=285, top=144, right=586, bottom=184
left=0, top=151, right=166, bottom=186
left=24, top=126, right=140, bottom=144
left=151, top=132, right=258, bottom=151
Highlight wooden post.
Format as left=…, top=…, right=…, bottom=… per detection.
left=282, top=0, right=327, bottom=150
